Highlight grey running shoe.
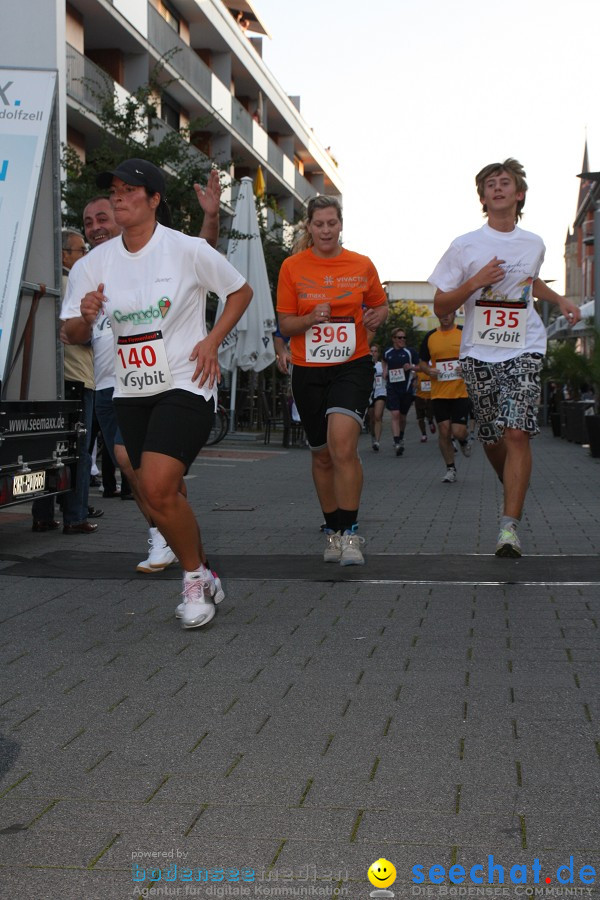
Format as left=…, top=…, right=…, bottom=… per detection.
left=340, top=532, right=365, bottom=566
left=495, top=527, right=522, bottom=558
left=323, top=531, right=342, bottom=563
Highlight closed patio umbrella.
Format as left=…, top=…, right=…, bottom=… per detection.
left=217, top=176, right=276, bottom=429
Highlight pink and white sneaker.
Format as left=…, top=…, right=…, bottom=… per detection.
left=176, top=570, right=224, bottom=624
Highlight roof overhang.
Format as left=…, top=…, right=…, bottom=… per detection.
left=221, top=1, right=271, bottom=37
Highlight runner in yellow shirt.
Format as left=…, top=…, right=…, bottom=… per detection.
left=419, top=312, right=471, bottom=483
left=414, top=370, right=436, bottom=443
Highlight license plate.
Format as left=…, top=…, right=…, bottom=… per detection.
left=13, top=470, right=46, bottom=496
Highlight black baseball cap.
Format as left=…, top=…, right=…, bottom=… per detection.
left=96, top=158, right=165, bottom=197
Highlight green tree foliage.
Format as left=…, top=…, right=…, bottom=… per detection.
left=373, top=300, right=431, bottom=352
left=544, top=340, right=591, bottom=401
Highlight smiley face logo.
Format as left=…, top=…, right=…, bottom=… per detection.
left=368, top=858, right=396, bottom=889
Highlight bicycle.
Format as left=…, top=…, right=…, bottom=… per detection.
left=205, top=403, right=229, bottom=446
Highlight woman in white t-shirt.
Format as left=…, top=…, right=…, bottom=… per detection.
left=368, top=344, right=387, bottom=451
left=76, top=159, right=253, bottom=629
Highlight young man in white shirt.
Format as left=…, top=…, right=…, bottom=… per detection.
left=429, top=159, right=581, bottom=557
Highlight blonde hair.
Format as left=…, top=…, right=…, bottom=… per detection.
left=292, top=195, right=343, bottom=254
left=475, top=158, right=528, bottom=222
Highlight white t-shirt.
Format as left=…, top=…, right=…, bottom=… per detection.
left=62, top=224, right=246, bottom=402
left=372, top=360, right=386, bottom=398
left=91, top=312, right=115, bottom=391
left=428, top=223, right=546, bottom=362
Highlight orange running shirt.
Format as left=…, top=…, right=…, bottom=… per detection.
left=419, top=326, right=468, bottom=400
left=415, top=370, right=432, bottom=399
left=277, top=248, right=387, bottom=367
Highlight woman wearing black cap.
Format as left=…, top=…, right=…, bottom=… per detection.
left=69, top=158, right=253, bottom=629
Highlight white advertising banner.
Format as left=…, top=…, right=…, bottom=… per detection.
left=0, top=68, right=57, bottom=383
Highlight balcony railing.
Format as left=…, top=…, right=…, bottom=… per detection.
left=295, top=168, right=314, bottom=202
left=149, top=117, right=211, bottom=169
left=147, top=3, right=211, bottom=102
left=267, top=137, right=284, bottom=176
left=231, top=97, right=253, bottom=144
left=66, top=44, right=115, bottom=115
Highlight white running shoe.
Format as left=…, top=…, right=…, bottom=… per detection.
left=323, top=531, right=342, bottom=563
left=136, top=527, right=177, bottom=572
left=340, top=532, right=365, bottom=566
left=420, top=435, right=427, bottom=443
left=442, top=468, right=457, bottom=483
left=176, top=570, right=224, bottom=619
left=459, top=440, right=472, bottom=458
left=495, top=527, right=522, bottom=558
left=372, top=441, right=380, bottom=452
left=179, top=573, right=217, bottom=629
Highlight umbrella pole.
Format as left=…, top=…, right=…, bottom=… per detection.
left=229, top=367, right=238, bottom=433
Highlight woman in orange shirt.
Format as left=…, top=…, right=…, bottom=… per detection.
left=277, top=197, right=388, bottom=566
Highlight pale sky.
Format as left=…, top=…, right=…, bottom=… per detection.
left=254, top=0, right=599, bottom=294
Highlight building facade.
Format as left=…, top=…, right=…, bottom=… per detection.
left=564, top=145, right=595, bottom=312
left=550, top=146, right=598, bottom=345
left=60, top=1, right=342, bottom=226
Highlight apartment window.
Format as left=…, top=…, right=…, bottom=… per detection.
left=159, top=0, right=180, bottom=33
left=161, top=93, right=180, bottom=131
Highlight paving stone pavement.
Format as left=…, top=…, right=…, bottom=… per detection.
left=0, top=421, right=599, bottom=900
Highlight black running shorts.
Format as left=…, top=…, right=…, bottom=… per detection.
left=291, top=355, right=374, bottom=449
left=432, top=397, right=470, bottom=425
left=114, top=389, right=215, bottom=471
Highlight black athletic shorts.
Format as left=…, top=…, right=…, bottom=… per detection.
left=114, top=389, right=215, bottom=471
left=432, top=397, right=470, bottom=425
left=291, top=355, right=374, bottom=449
left=386, top=385, right=415, bottom=414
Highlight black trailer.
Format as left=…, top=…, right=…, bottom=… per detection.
left=0, top=68, right=82, bottom=512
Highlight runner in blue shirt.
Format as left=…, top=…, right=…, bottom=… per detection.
left=383, top=329, right=419, bottom=456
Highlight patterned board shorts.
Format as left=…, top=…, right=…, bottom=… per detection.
left=460, top=353, right=543, bottom=444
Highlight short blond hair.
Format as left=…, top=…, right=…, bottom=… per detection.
left=475, top=158, right=528, bottom=222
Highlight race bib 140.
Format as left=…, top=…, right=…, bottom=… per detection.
left=116, top=330, right=174, bottom=395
